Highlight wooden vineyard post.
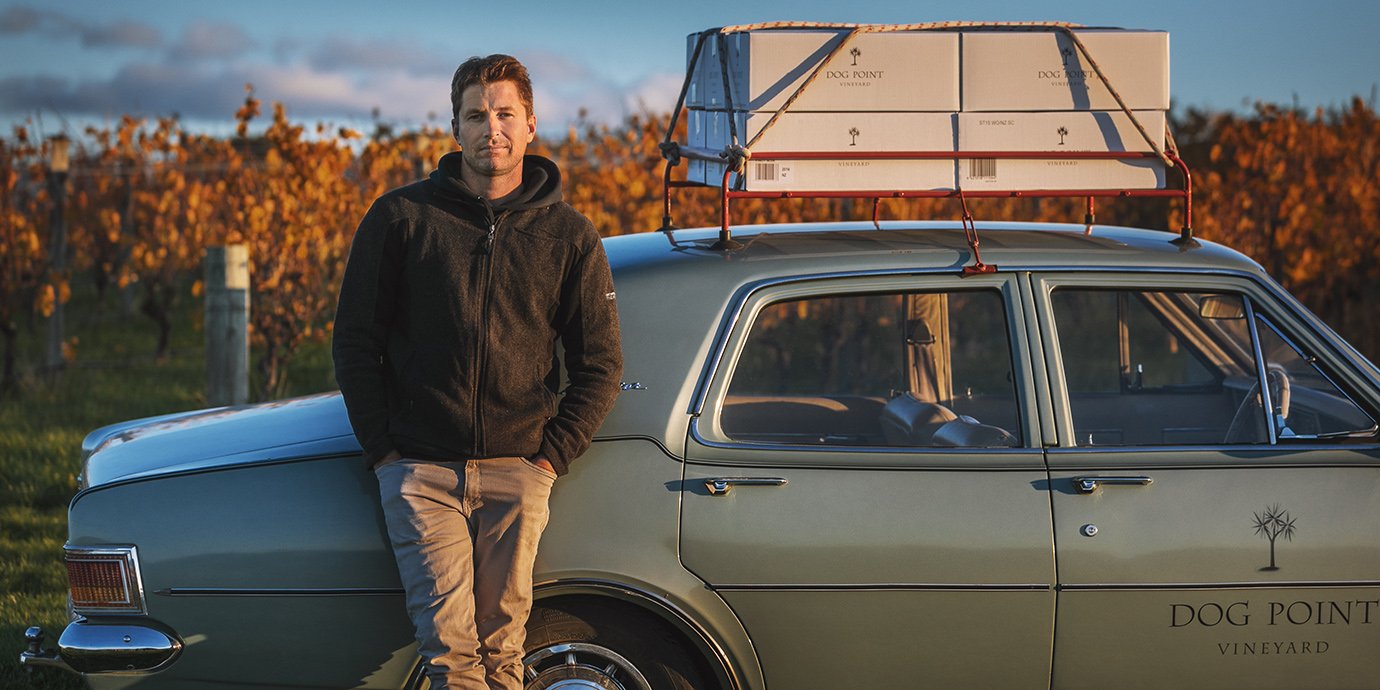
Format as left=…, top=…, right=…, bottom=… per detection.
left=44, top=135, right=70, bottom=378
left=205, top=245, right=250, bottom=406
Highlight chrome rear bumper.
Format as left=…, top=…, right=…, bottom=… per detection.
left=19, top=620, right=181, bottom=674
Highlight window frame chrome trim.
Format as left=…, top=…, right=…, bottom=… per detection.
left=1243, top=295, right=1280, bottom=444
left=1031, top=269, right=1380, bottom=450
left=687, top=265, right=1268, bottom=418
left=1014, top=264, right=1378, bottom=394
left=64, top=545, right=146, bottom=616
left=1252, top=312, right=1380, bottom=440
left=689, top=265, right=1380, bottom=455
left=688, top=417, right=1043, bottom=459
left=689, top=270, right=1035, bottom=453
left=1018, top=271, right=1060, bottom=447
left=687, top=266, right=1026, bottom=417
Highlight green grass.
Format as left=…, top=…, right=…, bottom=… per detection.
left=0, top=284, right=335, bottom=689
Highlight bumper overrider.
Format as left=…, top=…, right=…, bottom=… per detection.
left=20, top=620, right=182, bottom=674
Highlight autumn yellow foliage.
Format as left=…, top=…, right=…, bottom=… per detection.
left=2, top=97, right=1377, bottom=398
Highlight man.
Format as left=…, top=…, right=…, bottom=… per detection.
left=332, top=54, right=622, bottom=690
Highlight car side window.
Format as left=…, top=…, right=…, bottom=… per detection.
left=1052, top=290, right=1266, bottom=446
left=1254, top=315, right=1378, bottom=441
left=720, top=290, right=1022, bottom=448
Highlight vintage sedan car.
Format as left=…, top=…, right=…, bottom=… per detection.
left=22, top=221, right=1380, bottom=689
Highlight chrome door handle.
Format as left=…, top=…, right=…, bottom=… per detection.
left=1073, top=476, right=1153, bottom=494
left=704, top=477, right=788, bottom=496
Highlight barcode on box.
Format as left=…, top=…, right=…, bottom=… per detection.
left=752, top=162, right=779, bottom=181
left=969, top=159, right=997, bottom=179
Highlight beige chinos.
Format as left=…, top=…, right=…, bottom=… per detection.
left=376, top=457, right=555, bottom=690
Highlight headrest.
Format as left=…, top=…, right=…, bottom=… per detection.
left=931, top=417, right=1019, bottom=448
left=880, top=393, right=955, bottom=445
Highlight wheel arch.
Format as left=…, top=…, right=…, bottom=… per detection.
left=533, top=579, right=746, bottom=690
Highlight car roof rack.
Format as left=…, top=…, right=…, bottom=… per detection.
left=657, top=21, right=1196, bottom=272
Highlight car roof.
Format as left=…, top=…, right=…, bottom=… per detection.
left=604, top=221, right=1265, bottom=280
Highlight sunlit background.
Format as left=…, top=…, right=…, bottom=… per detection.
left=2, top=0, right=1377, bottom=137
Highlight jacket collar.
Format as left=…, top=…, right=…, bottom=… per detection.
left=428, top=152, right=563, bottom=213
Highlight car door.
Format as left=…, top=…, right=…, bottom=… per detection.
left=1034, top=272, right=1380, bottom=689
left=680, top=273, right=1055, bottom=689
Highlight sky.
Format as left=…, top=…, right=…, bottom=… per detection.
left=1, top=0, right=1377, bottom=139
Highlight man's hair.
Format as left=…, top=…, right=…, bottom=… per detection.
left=450, top=55, right=534, bottom=120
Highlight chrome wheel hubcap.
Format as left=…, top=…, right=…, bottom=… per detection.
left=523, top=642, right=652, bottom=690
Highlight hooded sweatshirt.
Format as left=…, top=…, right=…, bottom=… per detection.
left=332, top=152, right=622, bottom=475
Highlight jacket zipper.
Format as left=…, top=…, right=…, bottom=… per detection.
left=473, top=203, right=509, bottom=455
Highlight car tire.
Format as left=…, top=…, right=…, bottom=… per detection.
left=523, top=598, right=713, bottom=690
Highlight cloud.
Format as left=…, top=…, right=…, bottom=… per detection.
left=307, top=35, right=454, bottom=76
left=0, top=64, right=245, bottom=121
left=0, top=5, right=161, bottom=49
left=0, top=6, right=43, bottom=32
left=623, top=72, right=684, bottom=114
left=0, top=61, right=444, bottom=123
left=243, top=63, right=445, bottom=122
left=272, top=36, right=305, bottom=63
left=168, top=20, right=254, bottom=61
left=82, top=20, right=162, bottom=49
left=527, top=53, right=623, bottom=125
left=0, top=32, right=675, bottom=132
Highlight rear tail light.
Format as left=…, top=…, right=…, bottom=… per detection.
left=64, top=546, right=146, bottom=615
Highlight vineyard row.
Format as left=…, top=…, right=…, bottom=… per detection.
left=2, top=92, right=1377, bottom=399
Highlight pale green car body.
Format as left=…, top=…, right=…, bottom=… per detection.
left=25, top=222, right=1380, bottom=689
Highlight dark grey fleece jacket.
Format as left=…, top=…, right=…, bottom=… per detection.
left=332, top=152, right=622, bottom=475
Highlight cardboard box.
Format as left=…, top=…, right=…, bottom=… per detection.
left=957, top=111, right=1167, bottom=190
left=687, top=108, right=708, bottom=148
left=691, top=158, right=957, bottom=192
left=684, top=108, right=711, bottom=184
left=956, top=157, right=1166, bottom=191
left=958, top=110, right=1165, bottom=152
left=696, top=110, right=957, bottom=153
left=685, top=32, right=708, bottom=107
left=961, top=30, right=1169, bottom=111
left=688, top=30, right=960, bottom=112
left=687, top=110, right=957, bottom=191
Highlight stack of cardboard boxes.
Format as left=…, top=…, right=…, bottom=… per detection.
left=684, top=28, right=1170, bottom=192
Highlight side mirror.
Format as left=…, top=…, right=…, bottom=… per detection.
left=1199, top=295, right=1245, bottom=320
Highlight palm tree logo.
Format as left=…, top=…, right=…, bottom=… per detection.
left=1252, top=504, right=1297, bottom=571
left=1060, top=46, right=1075, bottom=66
left=850, top=47, right=861, bottom=66
left=1056, top=126, right=1069, bottom=145
left=848, top=127, right=860, bottom=146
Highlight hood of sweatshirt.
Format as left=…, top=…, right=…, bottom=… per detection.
left=428, top=151, right=563, bottom=213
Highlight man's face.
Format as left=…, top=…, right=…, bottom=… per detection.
left=452, top=80, right=535, bottom=181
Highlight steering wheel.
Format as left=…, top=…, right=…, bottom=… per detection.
left=1224, top=364, right=1291, bottom=443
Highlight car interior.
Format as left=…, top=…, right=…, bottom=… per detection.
left=717, top=287, right=1376, bottom=449
left=719, top=290, right=1022, bottom=448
